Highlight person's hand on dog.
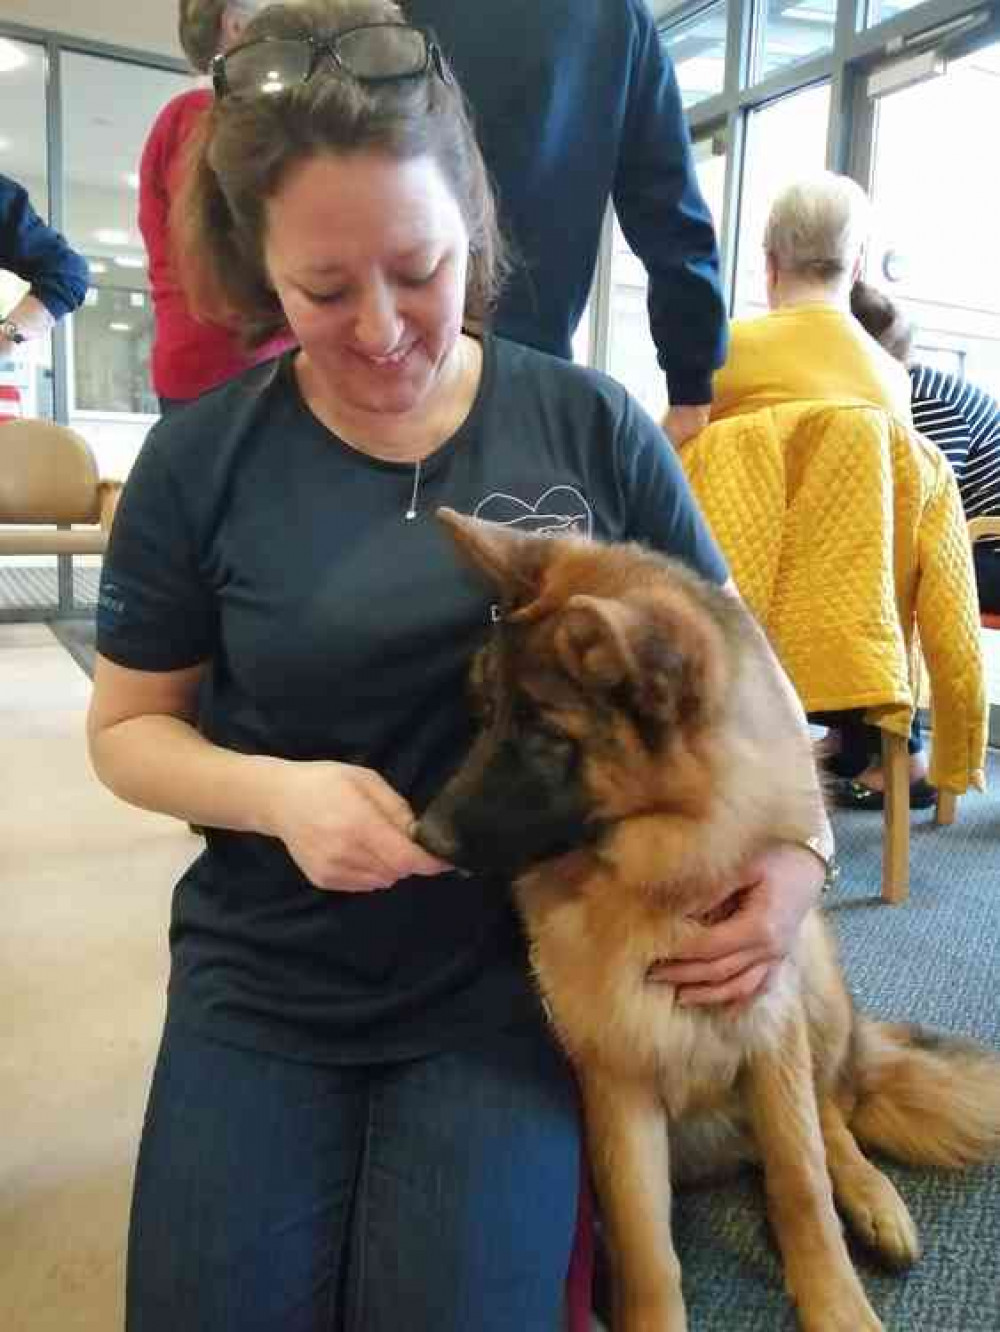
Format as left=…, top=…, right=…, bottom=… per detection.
left=646, top=842, right=824, bottom=1008
left=269, top=760, right=451, bottom=892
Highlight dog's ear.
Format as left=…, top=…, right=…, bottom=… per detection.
left=436, top=507, right=546, bottom=603
left=554, top=594, right=641, bottom=689
left=556, top=592, right=727, bottom=727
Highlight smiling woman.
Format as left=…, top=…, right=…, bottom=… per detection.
left=262, top=152, right=473, bottom=455
left=82, top=3, right=810, bottom=1329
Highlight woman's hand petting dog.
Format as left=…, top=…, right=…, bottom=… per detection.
left=269, top=760, right=451, bottom=892
left=647, top=842, right=825, bottom=1008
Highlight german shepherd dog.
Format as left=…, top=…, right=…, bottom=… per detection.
left=416, top=510, right=1000, bottom=1332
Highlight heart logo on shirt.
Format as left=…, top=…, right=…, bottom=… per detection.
left=473, top=485, right=593, bottom=539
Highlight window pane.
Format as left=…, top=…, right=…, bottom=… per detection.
left=663, top=2, right=727, bottom=109
left=61, top=52, right=193, bottom=474
left=733, top=82, right=831, bottom=316
left=692, top=130, right=727, bottom=231
left=866, top=0, right=928, bottom=28
left=867, top=41, right=1000, bottom=397
left=0, top=37, right=53, bottom=421
left=605, top=130, right=727, bottom=415
left=756, top=0, right=836, bottom=84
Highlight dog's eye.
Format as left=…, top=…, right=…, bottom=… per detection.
left=474, top=694, right=498, bottom=725
left=524, top=715, right=576, bottom=761
left=539, top=726, right=575, bottom=758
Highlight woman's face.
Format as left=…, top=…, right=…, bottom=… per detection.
left=263, top=151, right=471, bottom=420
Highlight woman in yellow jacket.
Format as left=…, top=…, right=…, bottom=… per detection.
left=710, top=172, right=932, bottom=809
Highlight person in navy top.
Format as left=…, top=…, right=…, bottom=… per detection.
left=0, top=171, right=89, bottom=356
left=407, top=0, right=727, bottom=447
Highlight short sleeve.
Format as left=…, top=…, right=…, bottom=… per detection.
left=96, top=423, right=216, bottom=670
left=615, top=392, right=729, bottom=585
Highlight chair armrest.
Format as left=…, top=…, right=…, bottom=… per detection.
left=97, top=480, right=123, bottom=535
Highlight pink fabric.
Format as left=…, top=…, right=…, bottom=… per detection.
left=566, top=1150, right=594, bottom=1331
left=138, top=89, right=295, bottom=401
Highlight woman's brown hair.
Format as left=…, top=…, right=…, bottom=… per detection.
left=850, top=279, right=914, bottom=365
left=172, top=0, right=507, bottom=347
left=178, top=0, right=229, bottom=73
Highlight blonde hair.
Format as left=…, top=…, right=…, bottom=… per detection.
left=764, top=172, right=871, bottom=282
left=173, top=0, right=507, bottom=347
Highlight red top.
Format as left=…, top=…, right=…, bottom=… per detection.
left=139, top=88, right=295, bottom=401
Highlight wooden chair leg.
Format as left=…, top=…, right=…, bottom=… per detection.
left=881, top=731, right=910, bottom=904
left=935, top=789, right=957, bottom=826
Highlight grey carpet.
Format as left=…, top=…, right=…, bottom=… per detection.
left=675, top=752, right=1000, bottom=1330
left=47, top=615, right=96, bottom=678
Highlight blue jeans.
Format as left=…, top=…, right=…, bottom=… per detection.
left=127, top=1017, right=580, bottom=1331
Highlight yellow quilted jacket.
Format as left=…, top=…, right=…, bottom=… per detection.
left=680, top=402, right=987, bottom=794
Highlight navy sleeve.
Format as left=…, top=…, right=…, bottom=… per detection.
left=614, top=389, right=729, bottom=584
left=612, top=2, right=727, bottom=404
left=96, top=422, right=216, bottom=671
left=0, top=173, right=90, bottom=318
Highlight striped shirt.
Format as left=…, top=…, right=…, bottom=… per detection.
left=910, top=364, right=1000, bottom=552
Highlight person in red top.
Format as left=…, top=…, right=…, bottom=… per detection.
left=139, top=1, right=295, bottom=411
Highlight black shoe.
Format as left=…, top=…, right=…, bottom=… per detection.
left=832, top=777, right=937, bottom=811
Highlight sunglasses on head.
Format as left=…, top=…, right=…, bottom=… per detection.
left=211, top=22, right=450, bottom=99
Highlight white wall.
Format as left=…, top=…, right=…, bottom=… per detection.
left=1, top=0, right=178, bottom=59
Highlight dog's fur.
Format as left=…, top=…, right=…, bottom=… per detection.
left=416, top=510, right=1000, bottom=1332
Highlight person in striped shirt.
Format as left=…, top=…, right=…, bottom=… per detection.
left=851, top=279, right=1000, bottom=614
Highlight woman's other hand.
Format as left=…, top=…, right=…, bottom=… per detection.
left=647, top=842, right=825, bottom=1007
left=267, top=760, right=451, bottom=892
left=661, top=402, right=710, bottom=449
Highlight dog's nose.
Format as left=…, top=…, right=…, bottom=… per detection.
left=412, top=812, right=459, bottom=863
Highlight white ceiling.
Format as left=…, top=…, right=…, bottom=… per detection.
left=0, top=0, right=177, bottom=59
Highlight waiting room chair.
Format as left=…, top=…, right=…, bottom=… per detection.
left=0, top=418, right=121, bottom=617
left=680, top=402, right=987, bottom=905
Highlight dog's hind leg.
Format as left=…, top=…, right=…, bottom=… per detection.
left=818, top=1096, right=920, bottom=1269
left=746, top=1007, right=884, bottom=1332
left=580, top=1068, right=687, bottom=1332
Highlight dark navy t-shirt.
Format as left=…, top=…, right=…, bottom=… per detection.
left=98, top=335, right=727, bottom=1063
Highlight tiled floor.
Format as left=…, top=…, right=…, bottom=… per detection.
left=1, top=622, right=194, bottom=1332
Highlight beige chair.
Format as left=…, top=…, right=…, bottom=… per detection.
left=0, top=419, right=122, bottom=618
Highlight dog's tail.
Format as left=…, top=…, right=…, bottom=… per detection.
left=849, top=1019, right=1000, bottom=1168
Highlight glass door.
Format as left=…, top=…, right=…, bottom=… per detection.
left=603, top=128, right=729, bottom=415
left=732, top=80, right=831, bottom=317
